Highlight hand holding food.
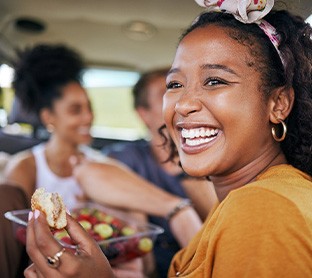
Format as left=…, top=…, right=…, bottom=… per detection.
left=6, top=202, right=162, bottom=264
left=25, top=207, right=114, bottom=277
left=5, top=189, right=162, bottom=276
left=31, top=188, right=67, bottom=229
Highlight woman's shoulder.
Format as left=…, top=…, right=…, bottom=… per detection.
left=197, top=172, right=312, bottom=278
left=5, top=149, right=35, bottom=171
left=256, top=164, right=312, bottom=184
left=241, top=164, right=312, bottom=214
left=218, top=182, right=312, bottom=235
left=228, top=166, right=311, bottom=206
left=207, top=164, right=312, bottom=233
left=3, top=149, right=36, bottom=199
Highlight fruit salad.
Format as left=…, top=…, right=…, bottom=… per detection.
left=52, top=207, right=155, bottom=265
left=7, top=205, right=163, bottom=265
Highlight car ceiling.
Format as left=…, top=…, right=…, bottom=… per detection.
left=0, top=0, right=311, bottom=72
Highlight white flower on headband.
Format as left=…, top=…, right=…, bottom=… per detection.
left=193, top=0, right=286, bottom=68
left=194, top=0, right=274, bottom=24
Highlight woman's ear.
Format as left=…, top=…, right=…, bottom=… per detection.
left=136, top=107, right=150, bottom=127
left=40, top=108, right=54, bottom=127
left=269, top=87, right=295, bottom=123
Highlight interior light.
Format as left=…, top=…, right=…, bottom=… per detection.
left=122, top=20, right=157, bottom=41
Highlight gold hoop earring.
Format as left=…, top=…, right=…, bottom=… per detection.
left=46, top=124, right=54, bottom=133
left=271, top=118, right=287, bottom=142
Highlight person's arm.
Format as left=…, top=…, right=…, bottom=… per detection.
left=73, top=161, right=202, bottom=247
left=3, top=151, right=36, bottom=201
left=181, top=177, right=218, bottom=221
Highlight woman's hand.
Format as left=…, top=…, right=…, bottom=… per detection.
left=25, top=210, right=114, bottom=277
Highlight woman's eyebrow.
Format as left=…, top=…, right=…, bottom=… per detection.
left=200, top=63, right=240, bottom=77
left=167, top=64, right=240, bottom=77
left=167, top=68, right=180, bottom=76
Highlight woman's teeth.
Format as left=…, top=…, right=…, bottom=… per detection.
left=77, top=127, right=90, bottom=135
left=181, top=127, right=219, bottom=146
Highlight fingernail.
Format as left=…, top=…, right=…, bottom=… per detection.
left=28, top=211, right=33, bottom=221
left=65, top=207, right=71, bottom=215
left=69, top=156, right=78, bottom=166
left=34, top=209, right=40, bottom=219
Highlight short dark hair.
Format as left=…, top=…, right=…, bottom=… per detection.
left=132, top=67, right=170, bottom=109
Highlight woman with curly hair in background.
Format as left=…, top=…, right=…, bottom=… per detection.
left=0, top=44, right=95, bottom=277
left=4, top=44, right=95, bottom=209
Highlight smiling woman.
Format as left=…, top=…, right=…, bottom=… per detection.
left=161, top=5, right=312, bottom=276
left=164, top=23, right=271, bottom=178
left=0, top=44, right=94, bottom=277
left=3, top=44, right=95, bottom=204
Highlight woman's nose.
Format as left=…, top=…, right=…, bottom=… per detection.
left=84, top=109, right=94, bottom=123
left=175, top=92, right=202, bottom=117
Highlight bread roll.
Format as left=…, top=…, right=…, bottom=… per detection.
left=31, top=188, right=67, bottom=229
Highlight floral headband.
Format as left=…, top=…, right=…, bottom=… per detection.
left=194, top=0, right=285, bottom=68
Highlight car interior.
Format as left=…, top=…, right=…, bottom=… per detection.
left=0, top=2, right=311, bottom=278
left=0, top=0, right=311, bottom=160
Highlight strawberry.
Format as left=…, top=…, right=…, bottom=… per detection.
left=125, top=237, right=140, bottom=252
left=111, top=219, right=123, bottom=229
left=16, top=226, right=27, bottom=245
left=60, top=236, right=74, bottom=245
left=88, top=215, right=98, bottom=226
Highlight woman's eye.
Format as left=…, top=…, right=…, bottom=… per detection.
left=204, top=78, right=227, bottom=86
left=166, top=82, right=182, bottom=89
left=69, top=106, right=82, bottom=114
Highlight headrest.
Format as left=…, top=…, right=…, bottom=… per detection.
left=7, top=97, right=42, bottom=127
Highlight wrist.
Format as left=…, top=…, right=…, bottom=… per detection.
left=167, top=202, right=202, bottom=247
left=165, top=198, right=193, bottom=222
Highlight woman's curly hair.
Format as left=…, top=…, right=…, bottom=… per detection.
left=13, top=44, right=85, bottom=115
left=161, top=9, right=312, bottom=176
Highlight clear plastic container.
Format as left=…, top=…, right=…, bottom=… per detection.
left=4, top=203, right=164, bottom=265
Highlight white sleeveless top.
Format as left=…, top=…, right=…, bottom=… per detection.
left=32, top=144, right=109, bottom=210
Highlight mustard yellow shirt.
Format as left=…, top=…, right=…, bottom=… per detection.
left=168, top=164, right=312, bottom=277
